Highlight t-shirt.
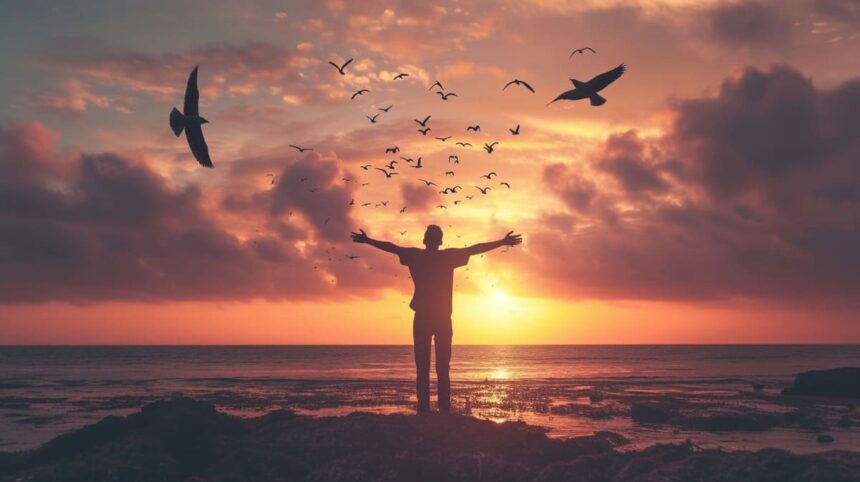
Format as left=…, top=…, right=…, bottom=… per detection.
left=397, top=247, right=470, bottom=316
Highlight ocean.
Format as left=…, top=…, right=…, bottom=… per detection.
left=1, top=345, right=859, bottom=453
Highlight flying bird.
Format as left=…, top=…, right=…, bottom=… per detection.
left=360, top=164, right=372, bottom=170
left=328, top=58, right=354, bottom=75
left=378, top=104, right=393, bottom=112
left=385, top=146, right=400, bottom=154
left=418, top=179, right=437, bottom=187
left=435, top=136, right=451, bottom=142
left=418, top=127, right=431, bottom=135
left=351, top=89, right=370, bottom=100
left=289, top=144, right=313, bottom=152
left=436, top=205, right=447, bottom=209
left=429, top=80, right=444, bottom=91
left=475, top=186, right=491, bottom=194
left=361, top=202, right=372, bottom=207
left=569, top=47, right=596, bottom=59
left=393, top=73, right=409, bottom=80
left=366, top=113, right=380, bottom=123
left=375, top=168, right=398, bottom=178
left=503, top=79, right=535, bottom=93
left=385, top=160, right=398, bottom=170
left=481, top=172, right=498, bottom=179
left=500, top=182, right=511, bottom=188
left=466, top=125, right=480, bottom=132
left=549, top=63, right=626, bottom=107
left=347, top=255, right=360, bottom=260
left=400, top=206, right=407, bottom=213
left=456, top=142, right=472, bottom=147
left=445, top=171, right=455, bottom=176
left=414, top=115, right=431, bottom=127
left=448, top=155, right=459, bottom=163
left=169, top=66, right=213, bottom=168
left=509, top=124, right=520, bottom=135
left=410, top=157, right=424, bottom=168
left=400, top=230, right=407, bottom=235
left=483, top=142, right=499, bottom=154
left=436, top=91, right=457, bottom=100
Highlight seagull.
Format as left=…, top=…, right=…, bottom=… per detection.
left=347, top=255, right=360, bottom=260
left=361, top=202, right=372, bottom=207
left=436, top=205, right=447, bottom=209
left=289, top=144, right=313, bottom=152
left=456, top=142, right=472, bottom=147
left=393, top=73, right=409, bottom=80
left=414, top=115, right=431, bottom=127
left=349, top=198, right=355, bottom=205
left=380, top=201, right=389, bottom=206
left=509, top=124, right=520, bottom=135
left=418, top=179, right=437, bottom=187
left=448, top=155, right=459, bottom=163
left=466, top=125, right=480, bottom=132
left=475, top=186, right=491, bottom=194
left=418, top=127, right=431, bottom=135
left=429, top=80, right=444, bottom=91
left=503, top=79, right=536, bottom=93
left=400, top=206, right=407, bottom=213
left=169, top=66, right=213, bottom=167
left=436, top=91, right=457, bottom=100
left=481, top=172, right=498, bottom=179
left=360, top=164, right=372, bottom=170
left=366, top=113, right=380, bottom=123
left=483, top=142, right=499, bottom=154
left=410, top=158, right=423, bottom=168
left=549, top=64, right=626, bottom=107
left=375, top=168, right=398, bottom=178
left=445, top=171, right=455, bottom=176
left=385, top=160, right=397, bottom=170
left=400, top=230, right=407, bottom=235
left=500, top=182, right=511, bottom=188
left=378, top=105, right=393, bottom=112
left=435, top=136, right=451, bottom=142
left=385, top=146, right=400, bottom=154
left=569, top=47, right=596, bottom=59
left=351, top=89, right=370, bottom=100
left=328, top=58, right=354, bottom=75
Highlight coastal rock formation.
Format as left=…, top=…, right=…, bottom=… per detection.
left=782, top=367, right=860, bottom=398
left=1, top=399, right=858, bottom=482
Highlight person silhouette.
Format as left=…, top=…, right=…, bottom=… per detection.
left=351, top=225, right=523, bottom=413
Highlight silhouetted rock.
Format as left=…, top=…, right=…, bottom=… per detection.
left=631, top=402, right=674, bottom=423
left=1, top=399, right=858, bottom=482
left=818, top=434, right=836, bottom=444
left=783, top=367, right=860, bottom=398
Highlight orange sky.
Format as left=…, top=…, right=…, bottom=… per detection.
left=0, top=0, right=858, bottom=344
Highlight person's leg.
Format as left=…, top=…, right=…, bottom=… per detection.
left=434, top=332, right=453, bottom=412
left=413, top=320, right=432, bottom=413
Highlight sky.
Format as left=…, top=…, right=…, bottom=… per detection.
left=0, top=0, right=858, bottom=344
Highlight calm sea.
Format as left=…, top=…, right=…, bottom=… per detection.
left=1, top=345, right=859, bottom=452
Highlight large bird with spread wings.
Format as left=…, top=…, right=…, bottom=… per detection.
left=169, top=66, right=213, bottom=167
left=549, top=63, right=626, bottom=107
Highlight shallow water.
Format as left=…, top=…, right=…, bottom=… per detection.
left=1, top=345, right=859, bottom=452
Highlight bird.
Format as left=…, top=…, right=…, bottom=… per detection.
left=569, top=47, right=596, bottom=59
left=418, top=179, right=437, bottom=187
left=509, top=124, right=520, bottom=135
left=349, top=198, right=355, bottom=205
left=347, top=255, right=360, bottom=260
left=481, top=172, right=498, bottom=179
left=170, top=66, right=213, bottom=167
left=418, top=127, right=431, bottom=135
left=351, top=89, right=370, bottom=99
left=549, top=64, right=626, bottom=106
left=466, top=125, right=480, bottom=132
left=366, top=113, right=380, bottom=123
left=361, top=202, right=372, bottom=207
left=445, top=171, right=455, bottom=176
left=448, top=155, right=459, bottom=163
left=475, top=186, right=491, bottom=194
left=375, top=168, right=398, bottom=178
left=380, top=201, right=389, bottom=206
left=299, top=177, right=309, bottom=182
left=435, top=136, right=451, bottom=142
left=399, top=230, right=407, bottom=235
left=309, top=187, right=318, bottom=192
left=456, top=142, right=472, bottom=147
left=436, top=205, right=447, bottom=209
left=400, top=206, right=407, bottom=213
left=410, top=158, right=423, bottom=168
left=393, top=73, right=409, bottom=80
left=500, top=182, right=511, bottom=188
left=454, top=200, right=462, bottom=205
left=290, top=144, right=313, bottom=153
left=503, top=79, right=535, bottom=93
left=385, top=160, right=397, bottom=170
left=436, top=91, right=457, bottom=100
left=378, top=105, right=393, bottom=112
left=414, top=115, right=431, bottom=127
left=429, top=80, right=443, bottom=91
left=483, top=142, right=499, bottom=154
left=360, top=164, right=372, bottom=170
left=385, top=146, right=400, bottom=154
left=328, top=58, right=354, bottom=75
left=465, top=195, right=474, bottom=200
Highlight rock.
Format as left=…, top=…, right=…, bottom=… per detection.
left=782, top=367, right=860, bottom=398
left=818, top=434, right=835, bottom=444
left=752, top=383, right=764, bottom=391
left=631, top=402, right=675, bottom=424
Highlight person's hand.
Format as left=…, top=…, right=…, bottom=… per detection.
left=351, top=229, right=370, bottom=243
left=502, top=231, right=522, bottom=247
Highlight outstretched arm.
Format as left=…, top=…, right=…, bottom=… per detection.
left=350, top=229, right=403, bottom=254
left=463, top=231, right=522, bottom=256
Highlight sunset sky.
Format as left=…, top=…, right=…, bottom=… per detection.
left=1, top=0, right=858, bottom=344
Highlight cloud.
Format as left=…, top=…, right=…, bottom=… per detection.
left=708, top=2, right=791, bottom=46
left=400, top=182, right=442, bottom=212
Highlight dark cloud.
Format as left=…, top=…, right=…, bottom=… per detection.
left=708, top=2, right=791, bottom=46
left=400, top=182, right=441, bottom=212
left=533, top=65, right=860, bottom=304
left=814, top=0, right=860, bottom=22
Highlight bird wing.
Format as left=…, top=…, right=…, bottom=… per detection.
left=184, top=124, right=212, bottom=168
left=328, top=61, right=340, bottom=71
left=184, top=66, right=199, bottom=116
left=503, top=80, right=516, bottom=90
left=519, top=80, right=535, bottom=93
left=342, top=58, right=354, bottom=70
left=587, top=64, right=626, bottom=92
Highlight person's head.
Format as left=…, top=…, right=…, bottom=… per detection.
left=423, top=225, right=443, bottom=250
